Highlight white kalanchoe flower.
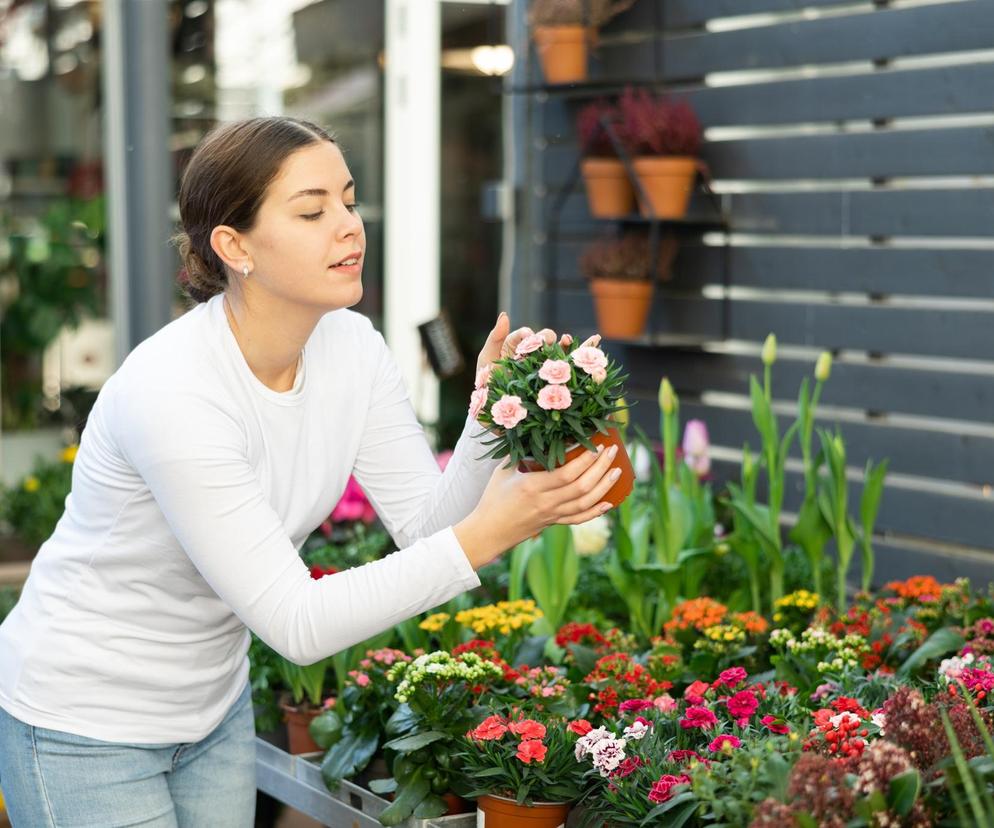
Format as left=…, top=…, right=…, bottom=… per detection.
left=571, top=515, right=611, bottom=557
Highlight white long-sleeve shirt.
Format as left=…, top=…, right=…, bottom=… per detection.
left=0, top=295, right=495, bottom=743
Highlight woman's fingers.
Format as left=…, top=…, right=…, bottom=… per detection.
left=555, top=450, right=621, bottom=517
left=500, top=326, right=535, bottom=359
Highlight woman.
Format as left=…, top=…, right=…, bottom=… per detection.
left=0, top=117, right=621, bottom=826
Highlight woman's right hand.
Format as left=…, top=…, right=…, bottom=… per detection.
left=453, top=443, right=622, bottom=570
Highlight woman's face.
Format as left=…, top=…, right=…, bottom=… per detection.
left=241, top=140, right=365, bottom=312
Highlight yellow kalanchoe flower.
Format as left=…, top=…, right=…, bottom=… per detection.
left=23, top=476, right=40, bottom=493
left=419, top=612, right=451, bottom=633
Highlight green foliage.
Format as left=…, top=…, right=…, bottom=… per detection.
left=0, top=587, right=20, bottom=624
left=1, top=197, right=104, bottom=429
left=474, top=336, right=626, bottom=470
left=0, top=448, right=75, bottom=545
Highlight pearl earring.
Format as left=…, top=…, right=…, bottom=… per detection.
left=242, top=264, right=250, bottom=279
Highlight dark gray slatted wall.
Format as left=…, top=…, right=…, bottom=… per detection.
left=509, top=0, right=994, bottom=585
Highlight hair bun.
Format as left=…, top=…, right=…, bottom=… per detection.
left=174, top=231, right=226, bottom=303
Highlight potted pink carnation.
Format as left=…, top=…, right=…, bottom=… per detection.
left=469, top=329, right=633, bottom=508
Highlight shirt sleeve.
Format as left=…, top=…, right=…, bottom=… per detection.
left=351, top=325, right=502, bottom=549
left=114, top=383, right=480, bottom=665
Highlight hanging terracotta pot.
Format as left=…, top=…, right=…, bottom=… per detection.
left=632, top=156, right=698, bottom=218
left=519, top=426, right=634, bottom=509
left=589, top=278, right=653, bottom=339
left=581, top=158, right=634, bottom=218
left=281, top=701, right=323, bottom=755
left=532, top=25, right=588, bottom=84
left=476, top=794, right=571, bottom=827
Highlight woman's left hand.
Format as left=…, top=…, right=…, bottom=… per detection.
left=476, top=314, right=560, bottom=377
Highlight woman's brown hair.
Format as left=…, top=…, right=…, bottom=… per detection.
left=174, top=117, right=335, bottom=302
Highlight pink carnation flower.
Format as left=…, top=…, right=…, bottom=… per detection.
left=491, top=395, right=528, bottom=429
left=714, top=667, right=748, bottom=689
left=725, top=690, right=759, bottom=724
left=571, top=346, right=608, bottom=376
left=654, top=693, right=678, bottom=713
left=469, top=387, right=488, bottom=419
left=680, top=706, right=718, bottom=730
left=535, top=328, right=558, bottom=345
left=331, top=476, right=376, bottom=523
left=708, top=734, right=742, bottom=753
left=559, top=333, right=573, bottom=347
left=475, top=363, right=492, bottom=389
left=538, top=359, right=571, bottom=384
left=648, top=774, right=690, bottom=804
left=514, top=334, right=545, bottom=358
left=761, top=715, right=790, bottom=734
left=537, top=385, right=572, bottom=411
left=590, top=367, right=607, bottom=384
left=579, top=334, right=602, bottom=349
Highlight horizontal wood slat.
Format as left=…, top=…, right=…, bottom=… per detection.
left=666, top=400, right=994, bottom=486
left=594, top=1, right=994, bottom=81
left=537, top=62, right=994, bottom=131
left=620, top=414, right=994, bottom=549
left=552, top=290, right=994, bottom=361
left=551, top=244, right=994, bottom=300
left=548, top=188, right=994, bottom=237
left=613, top=344, right=994, bottom=425
left=603, top=0, right=893, bottom=33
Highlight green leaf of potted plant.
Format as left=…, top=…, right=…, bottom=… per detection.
left=469, top=330, right=634, bottom=508
left=579, top=232, right=678, bottom=339
left=619, top=87, right=703, bottom=219
left=375, top=651, right=506, bottom=825
left=528, top=0, right=639, bottom=85
left=456, top=713, right=588, bottom=827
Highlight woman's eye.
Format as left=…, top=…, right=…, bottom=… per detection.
left=346, top=202, right=360, bottom=214
left=301, top=210, right=325, bottom=221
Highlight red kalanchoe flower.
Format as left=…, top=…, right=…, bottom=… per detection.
left=680, top=705, right=718, bottom=730
left=831, top=697, right=870, bottom=718
left=516, top=739, right=547, bottom=764
left=509, top=719, right=546, bottom=740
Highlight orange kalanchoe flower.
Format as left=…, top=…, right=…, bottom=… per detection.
left=883, top=575, right=951, bottom=602
left=664, top=598, right=728, bottom=633
left=732, top=611, right=769, bottom=635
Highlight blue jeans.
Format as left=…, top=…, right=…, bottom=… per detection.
left=0, top=683, right=256, bottom=827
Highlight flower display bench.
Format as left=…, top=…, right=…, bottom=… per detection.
left=255, top=738, right=475, bottom=828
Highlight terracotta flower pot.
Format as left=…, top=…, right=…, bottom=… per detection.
left=581, top=157, right=635, bottom=218
left=519, top=426, right=634, bottom=509
left=442, top=792, right=473, bottom=815
left=632, top=156, right=698, bottom=219
left=532, top=25, right=588, bottom=85
left=476, top=794, right=571, bottom=827
left=281, top=702, right=323, bottom=755
left=589, top=278, right=653, bottom=339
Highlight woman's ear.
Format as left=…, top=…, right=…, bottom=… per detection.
left=210, top=225, right=251, bottom=274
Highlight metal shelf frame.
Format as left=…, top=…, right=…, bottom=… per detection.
left=255, top=738, right=475, bottom=828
